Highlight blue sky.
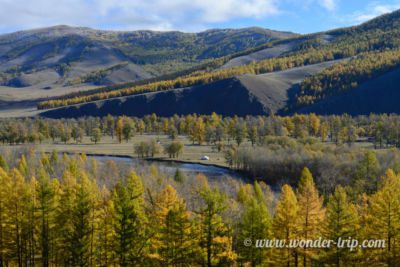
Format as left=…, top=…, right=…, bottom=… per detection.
left=0, top=0, right=399, bottom=34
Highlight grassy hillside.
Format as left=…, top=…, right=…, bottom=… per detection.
left=37, top=50, right=340, bottom=110
left=37, top=9, right=400, bottom=112
left=39, top=61, right=339, bottom=118
left=0, top=26, right=296, bottom=88
left=219, top=34, right=334, bottom=69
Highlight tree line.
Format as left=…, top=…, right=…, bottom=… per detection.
left=227, top=141, right=400, bottom=196
left=2, top=113, right=400, bottom=150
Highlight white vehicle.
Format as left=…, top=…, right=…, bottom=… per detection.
left=201, top=156, right=210, bottom=161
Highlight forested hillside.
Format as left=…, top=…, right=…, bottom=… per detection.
left=296, top=49, right=400, bottom=106
left=0, top=26, right=295, bottom=88
left=36, top=47, right=341, bottom=109
left=36, top=9, right=400, bottom=115
left=38, top=61, right=338, bottom=118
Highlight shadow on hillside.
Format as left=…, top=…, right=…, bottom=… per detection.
left=277, top=84, right=300, bottom=115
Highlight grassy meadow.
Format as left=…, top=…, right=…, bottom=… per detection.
left=21, top=134, right=229, bottom=166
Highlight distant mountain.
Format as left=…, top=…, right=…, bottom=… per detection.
left=4, top=9, right=400, bottom=118
left=38, top=9, right=400, bottom=118
left=0, top=25, right=296, bottom=89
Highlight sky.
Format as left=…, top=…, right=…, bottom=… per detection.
left=0, top=0, right=399, bottom=34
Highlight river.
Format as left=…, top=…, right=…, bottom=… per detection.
left=89, top=155, right=249, bottom=182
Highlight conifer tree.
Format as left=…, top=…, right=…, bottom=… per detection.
left=320, top=122, right=329, bottom=142
left=309, top=113, right=321, bottom=136
left=56, top=170, right=77, bottom=265
left=137, top=119, right=146, bottom=135
left=70, top=171, right=94, bottom=267
left=112, top=172, right=147, bottom=266
left=0, top=167, right=12, bottom=266
left=71, top=125, right=84, bottom=144
left=90, top=128, right=102, bottom=144
left=105, top=114, right=115, bottom=139
left=248, top=125, right=258, bottom=147
left=197, top=185, right=236, bottom=267
left=0, top=155, right=8, bottom=171
left=115, top=117, right=124, bottom=144
left=174, top=168, right=186, bottom=183
left=97, top=186, right=115, bottom=266
left=273, top=184, right=299, bottom=266
left=296, top=167, right=325, bottom=266
left=122, top=117, right=135, bottom=142
left=234, top=123, right=247, bottom=147
left=36, top=167, right=57, bottom=267
left=25, top=176, right=39, bottom=267
left=238, top=182, right=272, bottom=266
left=149, top=185, right=197, bottom=266
left=9, top=168, right=27, bottom=267
left=193, top=117, right=206, bottom=145
left=354, top=151, right=380, bottom=194
left=367, top=169, right=400, bottom=265
left=323, top=186, right=359, bottom=266
left=236, top=184, right=253, bottom=204
left=18, top=155, right=28, bottom=178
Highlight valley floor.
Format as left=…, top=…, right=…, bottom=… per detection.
left=0, top=84, right=96, bottom=118
left=2, top=134, right=378, bottom=168
left=13, top=135, right=229, bottom=166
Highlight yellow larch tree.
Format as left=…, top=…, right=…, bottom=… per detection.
left=296, top=167, right=325, bottom=266
left=273, top=184, right=299, bottom=267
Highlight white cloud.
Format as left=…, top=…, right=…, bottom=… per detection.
left=285, top=0, right=337, bottom=11
left=0, top=0, right=97, bottom=30
left=319, top=0, right=336, bottom=11
left=350, top=2, right=400, bottom=24
left=0, top=0, right=279, bottom=32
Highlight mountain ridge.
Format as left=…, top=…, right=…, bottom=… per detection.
left=0, top=25, right=297, bottom=90
left=3, top=9, right=400, bottom=118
